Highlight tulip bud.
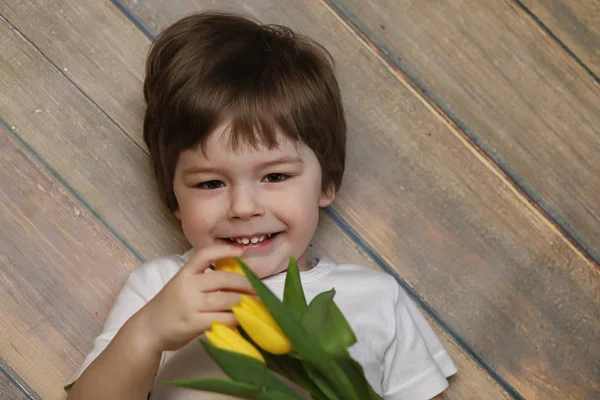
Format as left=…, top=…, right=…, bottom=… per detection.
left=214, top=258, right=245, bottom=275
left=205, top=322, right=265, bottom=363
left=233, top=295, right=292, bottom=355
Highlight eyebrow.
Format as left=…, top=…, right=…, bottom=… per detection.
left=182, top=156, right=304, bottom=175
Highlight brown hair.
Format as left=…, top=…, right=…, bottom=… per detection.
left=143, top=12, right=346, bottom=212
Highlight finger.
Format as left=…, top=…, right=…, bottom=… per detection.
left=199, top=312, right=238, bottom=328
left=199, top=271, right=256, bottom=294
left=183, top=245, right=244, bottom=274
left=199, top=291, right=244, bottom=313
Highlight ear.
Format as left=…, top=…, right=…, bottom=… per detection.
left=174, top=208, right=182, bottom=220
left=318, top=185, right=336, bottom=208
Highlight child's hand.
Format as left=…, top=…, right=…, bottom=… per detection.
left=134, top=245, right=254, bottom=353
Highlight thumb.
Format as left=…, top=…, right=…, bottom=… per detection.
left=183, top=245, right=244, bottom=274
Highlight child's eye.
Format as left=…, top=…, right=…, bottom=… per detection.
left=197, top=180, right=225, bottom=190
left=262, top=173, right=289, bottom=183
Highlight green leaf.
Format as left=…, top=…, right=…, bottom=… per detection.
left=166, top=378, right=261, bottom=399
left=237, top=258, right=360, bottom=400
left=302, top=362, right=342, bottom=400
left=262, top=392, right=309, bottom=400
left=238, top=326, right=326, bottom=398
left=267, top=353, right=326, bottom=398
left=200, top=339, right=304, bottom=400
left=283, top=256, right=308, bottom=318
left=335, top=356, right=384, bottom=400
left=302, top=289, right=356, bottom=357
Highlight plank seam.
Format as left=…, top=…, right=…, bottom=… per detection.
left=110, top=0, right=155, bottom=41
left=511, top=0, right=600, bottom=85
left=322, top=0, right=600, bottom=267
left=0, top=115, right=145, bottom=264
left=0, top=13, right=148, bottom=157
left=0, top=362, right=39, bottom=400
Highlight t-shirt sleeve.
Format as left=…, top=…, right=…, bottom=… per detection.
left=64, top=261, right=169, bottom=389
left=381, top=284, right=457, bottom=400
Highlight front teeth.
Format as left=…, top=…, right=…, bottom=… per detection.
left=229, top=234, right=272, bottom=245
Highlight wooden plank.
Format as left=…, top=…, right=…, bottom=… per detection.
left=0, top=363, right=32, bottom=400
left=325, top=0, right=600, bottom=263
left=3, top=0, right=598, bottom=398
left=0, top=10, right=509, bottom=400
left=111, top=1, right=598, bottom=399
left=0, top=14, right=188, bottom=260
left=521, top=0, right=600, bottom=77
left=0, top=0, right=147, bottom=139
left=0, top=125, right=139, bottom=398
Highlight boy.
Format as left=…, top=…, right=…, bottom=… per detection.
left=66, top=12, right=456, bottom=400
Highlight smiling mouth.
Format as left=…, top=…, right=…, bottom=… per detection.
left=222, top=232, right=282, bottom=245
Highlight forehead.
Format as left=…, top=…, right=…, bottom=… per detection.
left=178, top=121, right=303, bottom=167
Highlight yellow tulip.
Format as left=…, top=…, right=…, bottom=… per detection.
left=214, top=258, right=245, bottom=275
left=205, top=322, right=265, bottom=363
left=233, top=295, right=292, bottom=355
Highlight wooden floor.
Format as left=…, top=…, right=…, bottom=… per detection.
left=1, top=0, right=598, bottom=399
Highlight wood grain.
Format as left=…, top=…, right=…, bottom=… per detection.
left=112, top=1, right=599, bottom=398
left=0, top=125, right=139, bottom=398
left=0, top=0, right=147, bottom=139
left=0, top=7, right=510, bottom=400
left=325, top=0, right=600, bottom=264
left=522, top=0, right=599, bottom=77
left=0, top=14, right=188, bottom=260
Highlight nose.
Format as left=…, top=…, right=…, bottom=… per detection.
left=228, top=184, right=264, bottom=220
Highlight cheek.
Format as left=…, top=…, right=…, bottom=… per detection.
left=277, top=184, right=321, bottom=231
left=179, top=199, right=221, bottom=242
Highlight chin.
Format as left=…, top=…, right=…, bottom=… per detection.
left=243, top=259, right=285, bottom=278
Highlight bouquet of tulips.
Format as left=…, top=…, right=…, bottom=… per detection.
left=167, top=256, right=383, bottom=400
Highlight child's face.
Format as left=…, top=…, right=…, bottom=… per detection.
left=173, top=121, right=335, bottom=278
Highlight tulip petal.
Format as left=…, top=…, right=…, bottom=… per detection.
left=208, top=323, right=265, bottom=363
left=233, top=306, right=292, bottom=355
left=240, top=295, right=276, bottom=324
left=214, top=258, right=245, bottom=275
left=205, top=330, right=230, bottom=350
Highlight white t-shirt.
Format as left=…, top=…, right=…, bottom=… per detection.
left=66, top=251, right=457, bottom=399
